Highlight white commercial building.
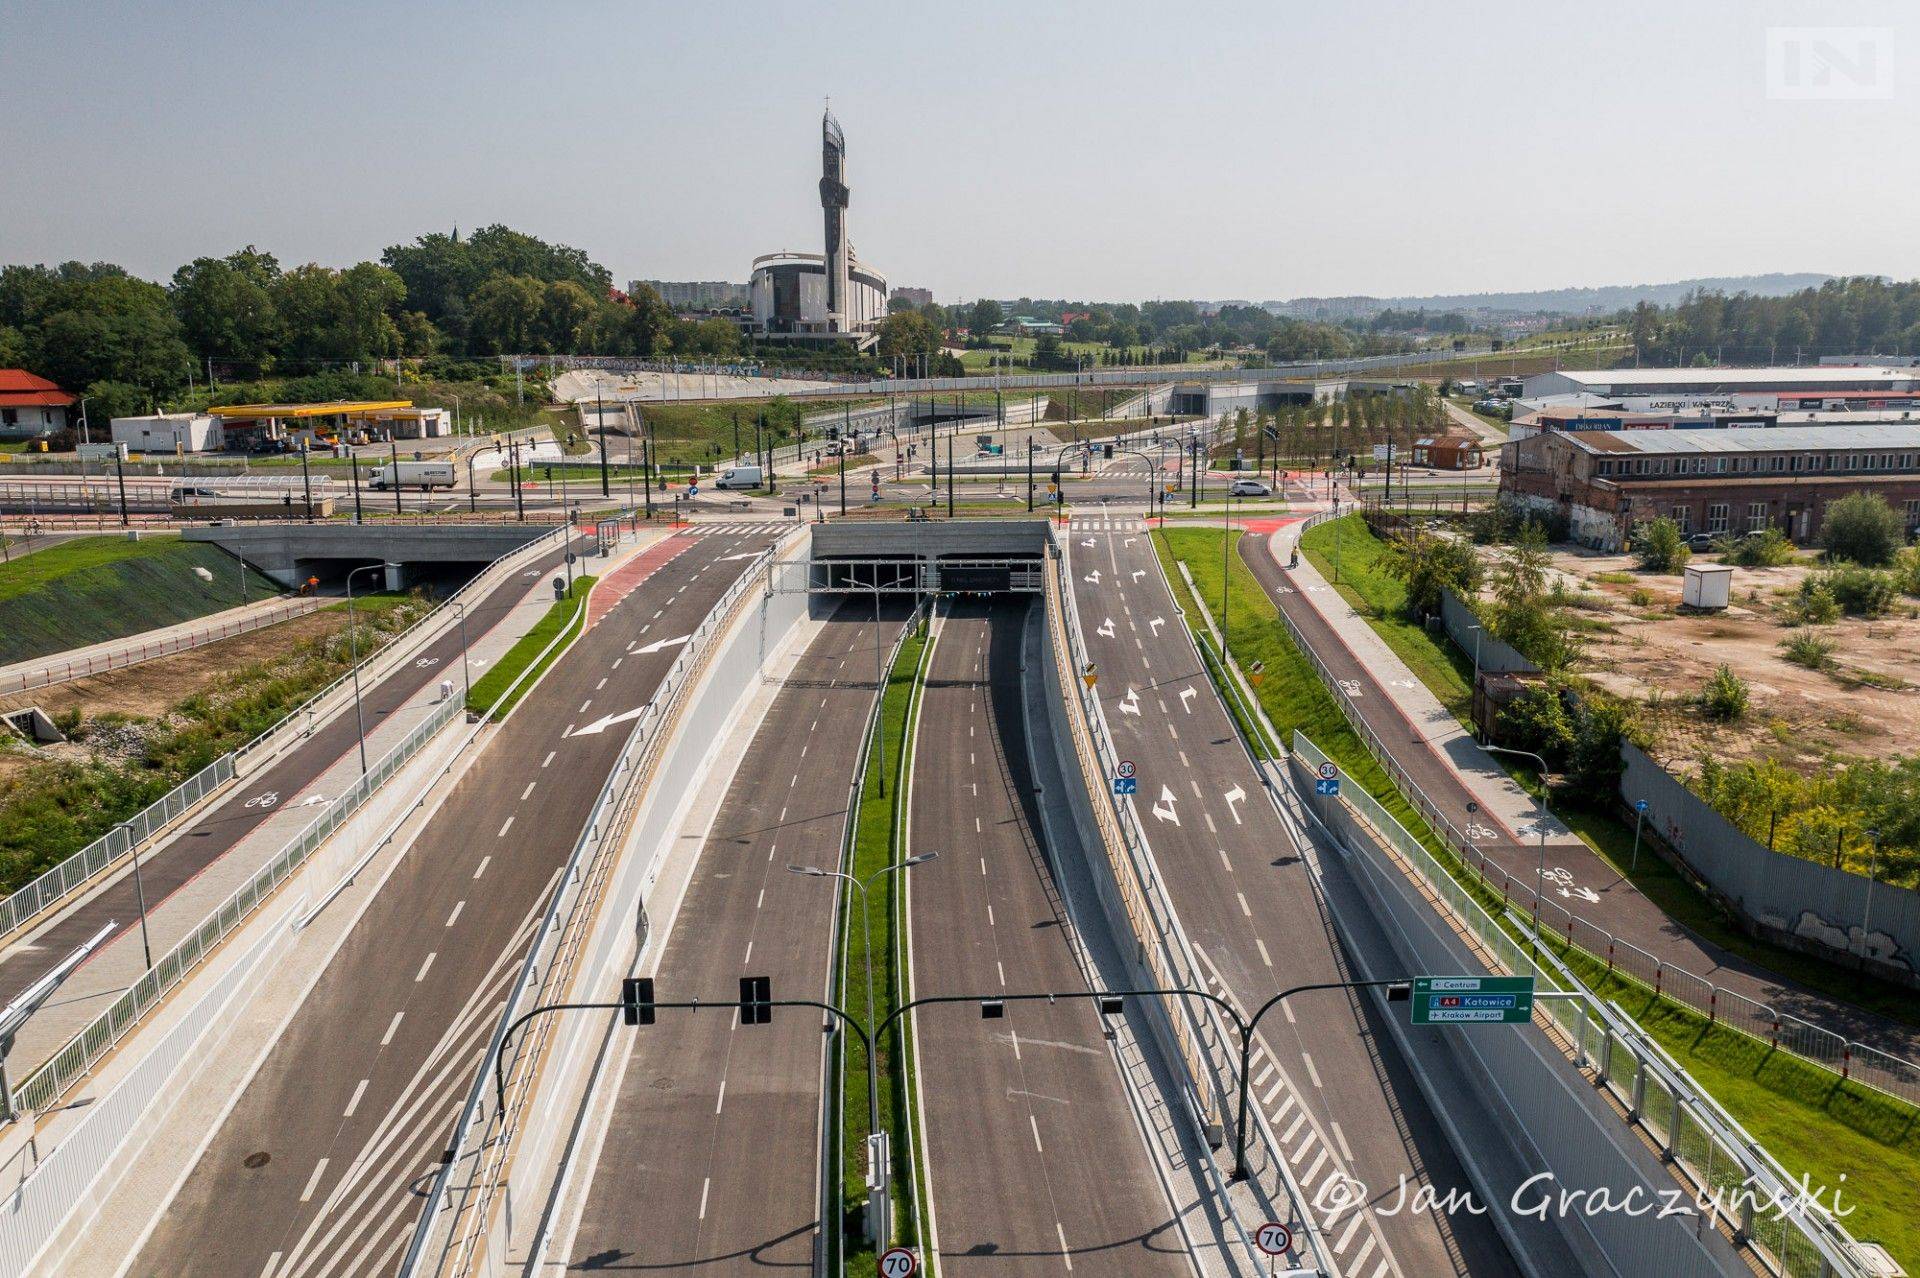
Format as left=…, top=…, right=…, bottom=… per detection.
left=111, top=412, right=224, bottom=453
left=1522, top=365, right=1920, bottom=400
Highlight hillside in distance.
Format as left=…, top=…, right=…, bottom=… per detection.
left=1267, top=273, right=1836, bottom=317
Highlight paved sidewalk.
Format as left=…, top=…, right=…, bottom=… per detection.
left=1263, top=518, right=1581, bottom=852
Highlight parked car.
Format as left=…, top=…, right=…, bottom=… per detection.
left=1685, top=532, right=1716, bottom=551
left=1230, top=477, right=1272, bottom=496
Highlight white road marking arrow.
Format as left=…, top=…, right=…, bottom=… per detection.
left=1131, top=569, right=1145, bottom=582
left=719, top=550, right=762, bottom=561
left=1081, top=538, right=1096, bottom=548
left=1123, top=537, right=1137, bottom=547
left=1178, top=686, right=1197, bottom=712
left=636, top=633, right=692, bottom=655
left=1223, top=784, right=1246, bottom=824
left=1119, top=688, right=1142, bottom=716
left=1151, top=785, right=1180, bottom=825
left=296, top=794, right=330, bottom=807
left=1098, top=617, right=1116, bottom=638
left=569, top=705, right=649, bottom=737
left=1148, top=617, right=1166, bottom=634
left=1563, top=886, right=1601, bottom=904
left=1084, top=569, right=1102, bottom=585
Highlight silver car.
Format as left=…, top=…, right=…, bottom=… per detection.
left=1230, top=477, right=1272, bottom=496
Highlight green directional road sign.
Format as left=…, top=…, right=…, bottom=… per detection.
left=1410, top=975, right=1535, bottom=1025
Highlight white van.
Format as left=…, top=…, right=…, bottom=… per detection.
left=715, top=464, right=763, bottom=490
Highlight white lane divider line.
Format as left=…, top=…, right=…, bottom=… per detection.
left=1030, top=1114, right=1045, bottom=1154
left=542, top=751, right=556, bottom=768
left=520, top=782, right=536, bottom=801
left=343, top=1079, right=369, bottom=1119
left=698, top=1177, right=710, bottom=1220
left=1302, top=1052, right=1323, bottom=1089
left=474, top=856, right=491, bottom=879
left=299, top=1159, right=329, bottom=1203
left=415, top=953, right=436, bottom=982
left=381, top=1012, right=404, bottom=1046
left=497, top=816, right=515, bottom=838
left=445, top=901, right=465, bottom=928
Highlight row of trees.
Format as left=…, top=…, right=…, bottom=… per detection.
left=1627, top=275, right=1920, bottom=365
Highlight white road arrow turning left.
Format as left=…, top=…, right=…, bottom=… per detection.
left=570, top=705, right=649, bottom=737
left=1151, top=785, right=1180, bottom=825
left=1084, top=569, right=1102, bottom=585
left=1098, top=617, right=1116, bottom=638
left=1119, top=688, right=1142, bottom=716
left=1223, top=784, right=1246, bottom=824
left=636, top=633, right=692, bottom=655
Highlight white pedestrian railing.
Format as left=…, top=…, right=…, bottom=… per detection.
left=0, top=597, right=321, bottom=697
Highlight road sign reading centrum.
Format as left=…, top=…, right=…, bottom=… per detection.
left=1411, top=975, right=1536, bottom=1024
left=878, top=1246, right=917, bottom=1277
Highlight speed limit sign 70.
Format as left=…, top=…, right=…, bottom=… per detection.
left=878, top=1246, right=917, bottom=1276
left=1255, top=1220, right=1293, bottom=1255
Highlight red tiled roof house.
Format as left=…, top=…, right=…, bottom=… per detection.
left=0, top=370, right=76, bottom=439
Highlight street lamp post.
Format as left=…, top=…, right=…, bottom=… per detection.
left=344, top=562, right=396, bottom=773
left=124, top=822, right=154, bottom=970
left=787, top=853, right=939, bottom=1143
left=1861, top=827, right=1881, bottom=964
left=1467, top=622, right=1483, bottom=738
left=1484, top=744, right=1553, bottom=944
left=1630, top=798, right=1648, bottom=874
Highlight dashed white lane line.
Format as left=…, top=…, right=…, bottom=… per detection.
left=1057, top=1222, right=1074, bottom=1272
left=415, top=953, right=436, bottom=982
left=975, top=817, right=981, bottom=833
left=520, top=781, right=536, bottom=800
left=1217, top=849, right=1233, bottom=872
left=497, top=816, right=515, bottom=838
left=715, top=1080, right=727, bottom=1114
left=445, top=901, right=465, bottom=928
left=1237, top=892, right=1252, bottom=917
left=1331, top=1120, right=1355, bottom=1162
left=596, top=677, right=608, bottom=690
left=299, top=1159, right=329, bottom=1203
left=474, top=855, right=491, bottom=879
left=381, top=1011, right=404, bottom=1046
left=986, top=905, right=995, bottom=927
left=542, top=751, right=556, bottom=768
left=980, top=858, right=988, bottom=875
left=611, top=657, right=622, bottom=670
left=343, top=1078, right=369, bottom=1118
left=1302, top=1051, right=1323, bottom=1089
left=579, top=699, right=592, bottom=714
left=698, top=1177, right=710, bottom=1220
left=744, top=941, right=753, bottom=964
left=1204, top=813, right=1217, bottom=834
left=1282, top=1000, right=1296, bottom=1024
left=1256, top=938, right=1272, bottom=967
left=790, top=773, right=798, bottom=787
left=1030, top=1114, right=1045, bottom=1154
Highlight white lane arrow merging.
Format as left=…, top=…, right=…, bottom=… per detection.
left=1178, top=686, right=1197, bottom=713
left=1098, top=617, right=1116, bottom=638
left=569, top=705, right=649, bottom=737
left=1148, top=617, right=1166, bottom=635
left=1084, top=569, right=1102, bottom=585
left=636, top=633, right=692, bottom=655
left=1223, top=783, right=1246, bottom=825
left=1119, top=688, right=1142, bottom=716
left=1151, top=785, right=1180, bottom=825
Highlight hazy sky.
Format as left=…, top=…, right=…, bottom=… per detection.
left=4, top=0, right=1916, bottom=302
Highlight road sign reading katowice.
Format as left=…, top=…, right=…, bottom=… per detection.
left=1410, top=975, right=1535, bottom=1025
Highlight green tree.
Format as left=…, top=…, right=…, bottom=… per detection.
left=966, top=298, right=1002, bottom=340
left=1818, top=492, right=1906, bottom=566
left=1381, top=528, right=1483, bottom=616
left=170, top=247, right=283, bottom=367
left=876, top=310, right=940, bottom=361
left=540, top=280, right=598, bottom=353
left=466, top=275, right=546, bottom=354
left=31, top=273, right=190, bottom=395
left=1631, top=516, right=1689, bottom=573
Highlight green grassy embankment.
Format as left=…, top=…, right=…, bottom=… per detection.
left=836, top=617, right=931, bottom=1273
left=465, top=576, right=595, bottom=719
left=1154, top=524, right=1920, bottom=1269
left=0, top=592, right=428, bottom=894
left=0, top=535, right=282, bottom=666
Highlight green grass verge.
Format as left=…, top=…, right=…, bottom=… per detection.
left=838, top=617, right=931, bottom=1272
left=0, top=535, right=281, bottom=665
left=1155, top=523, right=1920, bottom=1269
left=464, top=576, right=594, bottom=719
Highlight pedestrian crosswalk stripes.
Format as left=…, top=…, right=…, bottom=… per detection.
left=1067, top=516, right=1145, bottom=533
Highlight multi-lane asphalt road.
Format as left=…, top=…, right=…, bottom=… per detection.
left=907, top=600, right=1190, bottom=1276
left=555, top=602, right=905, bottom=1274
left=0, top=528, right=592, bottom=1012
left=129, top=524, right=777, bottom=1278
left=1067, top=515, right=1519, bottom=1278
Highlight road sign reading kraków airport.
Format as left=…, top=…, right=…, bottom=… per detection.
left=1411, top=975, right=1535, bottom=1025
left=879, top=1246, right=918, bottom=1277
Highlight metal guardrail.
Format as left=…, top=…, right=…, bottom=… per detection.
left=1290, top=731, right=1871, bottom=1278
left=0, top=759, right=234, bottom=945
left=401, top=538, right=785, bottom=1278
left=0, top=597, right=320, bottom=697
left=1279, top=508, right=1920, bottom=1110
left=9, top=693, right=462, bottom=1118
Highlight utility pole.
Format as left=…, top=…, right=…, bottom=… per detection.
left=389, top=438, right=402, bottom=515
left=350, top=452, right=364, bottom=524
left=947, top=432, right=955, bottom=518
left=595, top=390, right=610, bottom=498
left=299, top=444, right=313, bottom=522
left=114, top=450, right=130, bottom=527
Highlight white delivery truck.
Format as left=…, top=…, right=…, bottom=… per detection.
left=715, top=464, right=763, bottom=489
left=368, top=461, right=457, bottom=490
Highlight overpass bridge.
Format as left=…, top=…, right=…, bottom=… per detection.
left=184, top=520, right=550, bottom=588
